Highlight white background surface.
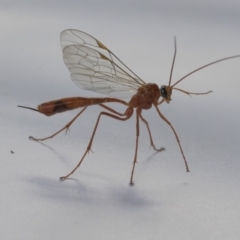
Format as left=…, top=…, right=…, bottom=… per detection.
left=1, top=1, right=240, bottom=239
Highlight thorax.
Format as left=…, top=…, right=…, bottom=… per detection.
left=129, top=83, right=160, bottom=109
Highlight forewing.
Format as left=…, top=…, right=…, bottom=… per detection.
left=60, top=29, right=145, bottom=98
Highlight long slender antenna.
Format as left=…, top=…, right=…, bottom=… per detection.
left=168, top=36, right=177, bottom=87
left=172, top=54, right=240, bottom=87
left=18, top=105, right=39, bottom=112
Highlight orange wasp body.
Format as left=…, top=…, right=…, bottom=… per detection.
left=19, top=29, right=240, bottom=185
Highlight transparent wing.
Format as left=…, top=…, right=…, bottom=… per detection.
left=60, top=29, right=146, bottom=98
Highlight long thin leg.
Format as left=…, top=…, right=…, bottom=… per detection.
left=30, top=103, right=127, bottom=142
left=129, top=108, right=140, bottom=186
left=158, top=98, right=165, bottom=105
left=139, top=113, right=165, bottom=152
left=30, top=107, right=88, bottom=141
left=98, top=103, right=126, bottom=116
left=155, top=105, right=190, bottom=172
left=60, top=106, right=134, bottom=181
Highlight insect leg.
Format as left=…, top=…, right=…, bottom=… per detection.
left=30, top=107, right=88, bottom=141
left=98, top=103, right=127, bottom=116
left=158, top=99, right=165, bottom=105
left=155, top=106, right=190, bottom=172
left=139, top=113, right=165, bottom=152
left=60, top=106, right=134, bottom=181
left=129, top=107, right=140, bottom=186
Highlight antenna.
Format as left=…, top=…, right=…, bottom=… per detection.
left=168, top=36, right=177, bottom=87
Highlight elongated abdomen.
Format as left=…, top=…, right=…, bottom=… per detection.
left=38, top=97, right=128, bottom=116
left=38, top=97, right=105, bottom=116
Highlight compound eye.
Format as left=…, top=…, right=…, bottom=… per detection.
left=160, top=86, right=167, bottom=98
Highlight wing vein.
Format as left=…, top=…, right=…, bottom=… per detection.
left=60, top=29, right=145, bottom=98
